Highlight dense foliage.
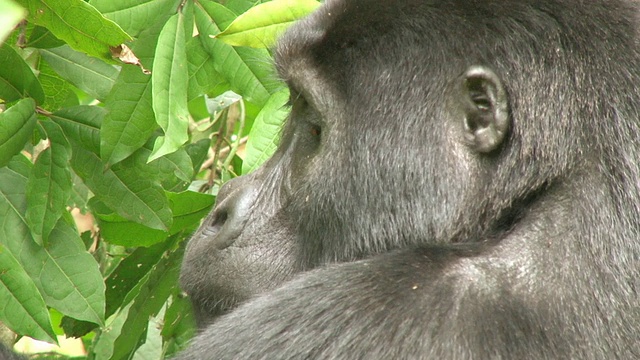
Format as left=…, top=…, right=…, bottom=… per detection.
left=0, top=0, right=318, bottom=358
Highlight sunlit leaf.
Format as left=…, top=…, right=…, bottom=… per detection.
left=195, top=0, right=279, bottom=106
left=243, top=89, right=290, bottom=174
left=16, top=0, right=131, bottom=61
left=0, top=0, right=26, bottom=44
left=150, top=11, right=189, bottom=161
left=90, top=0, right=180, bottom=38
left=216, top=0, right=320, bottom=48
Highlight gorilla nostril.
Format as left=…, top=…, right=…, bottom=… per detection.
left=211, top=211, right=228, bottom=229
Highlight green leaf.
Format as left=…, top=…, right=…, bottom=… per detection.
left=243, top=89, right=290, bottom=174
left=90, top=0, right=181, bottom=38
left=16, top=0, right=132, bottom=61
left=38, top=219, right=106, bottom=325
left=0, top=43, right=45, bottom=104
left=151, top=148, right=194, bottom=191
left=37, top=56, right=79, bottom=111
left=166, top=190, right=215, bottom=233
left=131, top=303, right=164, bottom=360
left=50, top=105, right=104, bottom=155
left=40, top=45, right=119, bottom=101
left=60, top=236, right=174, bottom=338
left=92, top=191, right=213, bottom=247
left=195, top=0, right=277, bottom=106
left=0, top=244, right=56, bottom=344
left=161, top=294, right=196, bottom=357
left=0, top=163, right=105, bottom=326
left=0, top=98, right=37, bottom=168
left=25, top=26, right=65, bottom=48
left=100, top=25, right=159, bottom=166
left=185, top=138, right=211, bottom=175
left=110, top=242, right=184, bottom=360
left=186, top=37, right=228, bottom=101
left=25, top=120, right=72, bottom=245
left=150, top=11, right=189, bottom=161
left=91, top=301, right=133, bottom=360
left=224, top=0, right=264, bottom=15
left=217, top=0, right=320, bottom=48
left=71, top=146, right=173, bottom=231
left=0, top=0, right=26, bottom=44
left=103, top=239, right=176, bottom=319
left=91, top=198, right=169, bottom=247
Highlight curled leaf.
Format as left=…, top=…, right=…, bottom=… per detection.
left=110, top=44, right=150, bottom=74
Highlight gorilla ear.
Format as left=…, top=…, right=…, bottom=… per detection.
left=458, top=65, right=510, bottom=153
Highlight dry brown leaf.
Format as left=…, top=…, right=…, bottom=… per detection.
left=110, top=44, right=151, bottom=74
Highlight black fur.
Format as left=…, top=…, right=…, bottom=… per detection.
left=179, top=0, right=640, bottom=358
left=0, top=344, right=21, bottom=360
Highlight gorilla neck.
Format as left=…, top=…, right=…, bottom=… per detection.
left=470, top=159, right=635, bottom=256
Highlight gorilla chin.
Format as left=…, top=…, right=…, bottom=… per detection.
left=178, top=0, right=640, bottom=358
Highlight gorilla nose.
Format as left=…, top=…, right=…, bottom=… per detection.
left=208, top=177, right=259, bottom=250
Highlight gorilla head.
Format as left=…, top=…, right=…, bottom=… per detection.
left=179, top=0, right=640, bottom=357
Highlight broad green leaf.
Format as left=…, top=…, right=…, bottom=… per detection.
left=90, top=0, right=181, bottom=38
left=50, top=105, right=105, bottom=155
left=0, top=0, right=26, bottom=44
left=91, top=198, right=169, bottom=247
left=131, top=303, right=164, bottom=360
left=59, top=236, right=174, bottom=338
left=91, top=301, right=132, bottom=360
left=104, top=239, right=176, bottom=319
left=25, top=26, right=65, bottom=48
left=16, top=0, right=131, bottom=61
left=217, top=0, right=320, bottom=48
left=225, top=0, right=264, bottom=15
left=195, top=0, right=277, bottom=106
left=186, top=37, right=228, bottom=101
left=0, top=98, right=36, bottom=168
left=37, top=56, right=79, bottom=111
left=71, top=147, right=173, bottom=231
left=92, top=191, right=213, bottom=247
left=25, top=120, right=72, bottom=245
left=161, top=294, right=196, bottom=357
left=101, top=25, right=160, bottom=166
left=150, top=11, right=189, bottom=161
left=40, top=45, right=119, bottom=101
left=110, top=243, right=184, bottom=360
left=0, top=43, right=45, bottom=104
left=166, top=190, right=215, bottom=233
left=150, top=147, right=194, bottom=191
left=37, top=219, right=106, bottom=325
left=0, top=163, right=105, bottom=326
left=0, top=244, right=56, bottom=344
left=243, top=89, right=290, bottom=174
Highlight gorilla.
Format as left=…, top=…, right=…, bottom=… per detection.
left=0, top=345, right=21, bottom=360
left=179, top=0, right=640, bottom=358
